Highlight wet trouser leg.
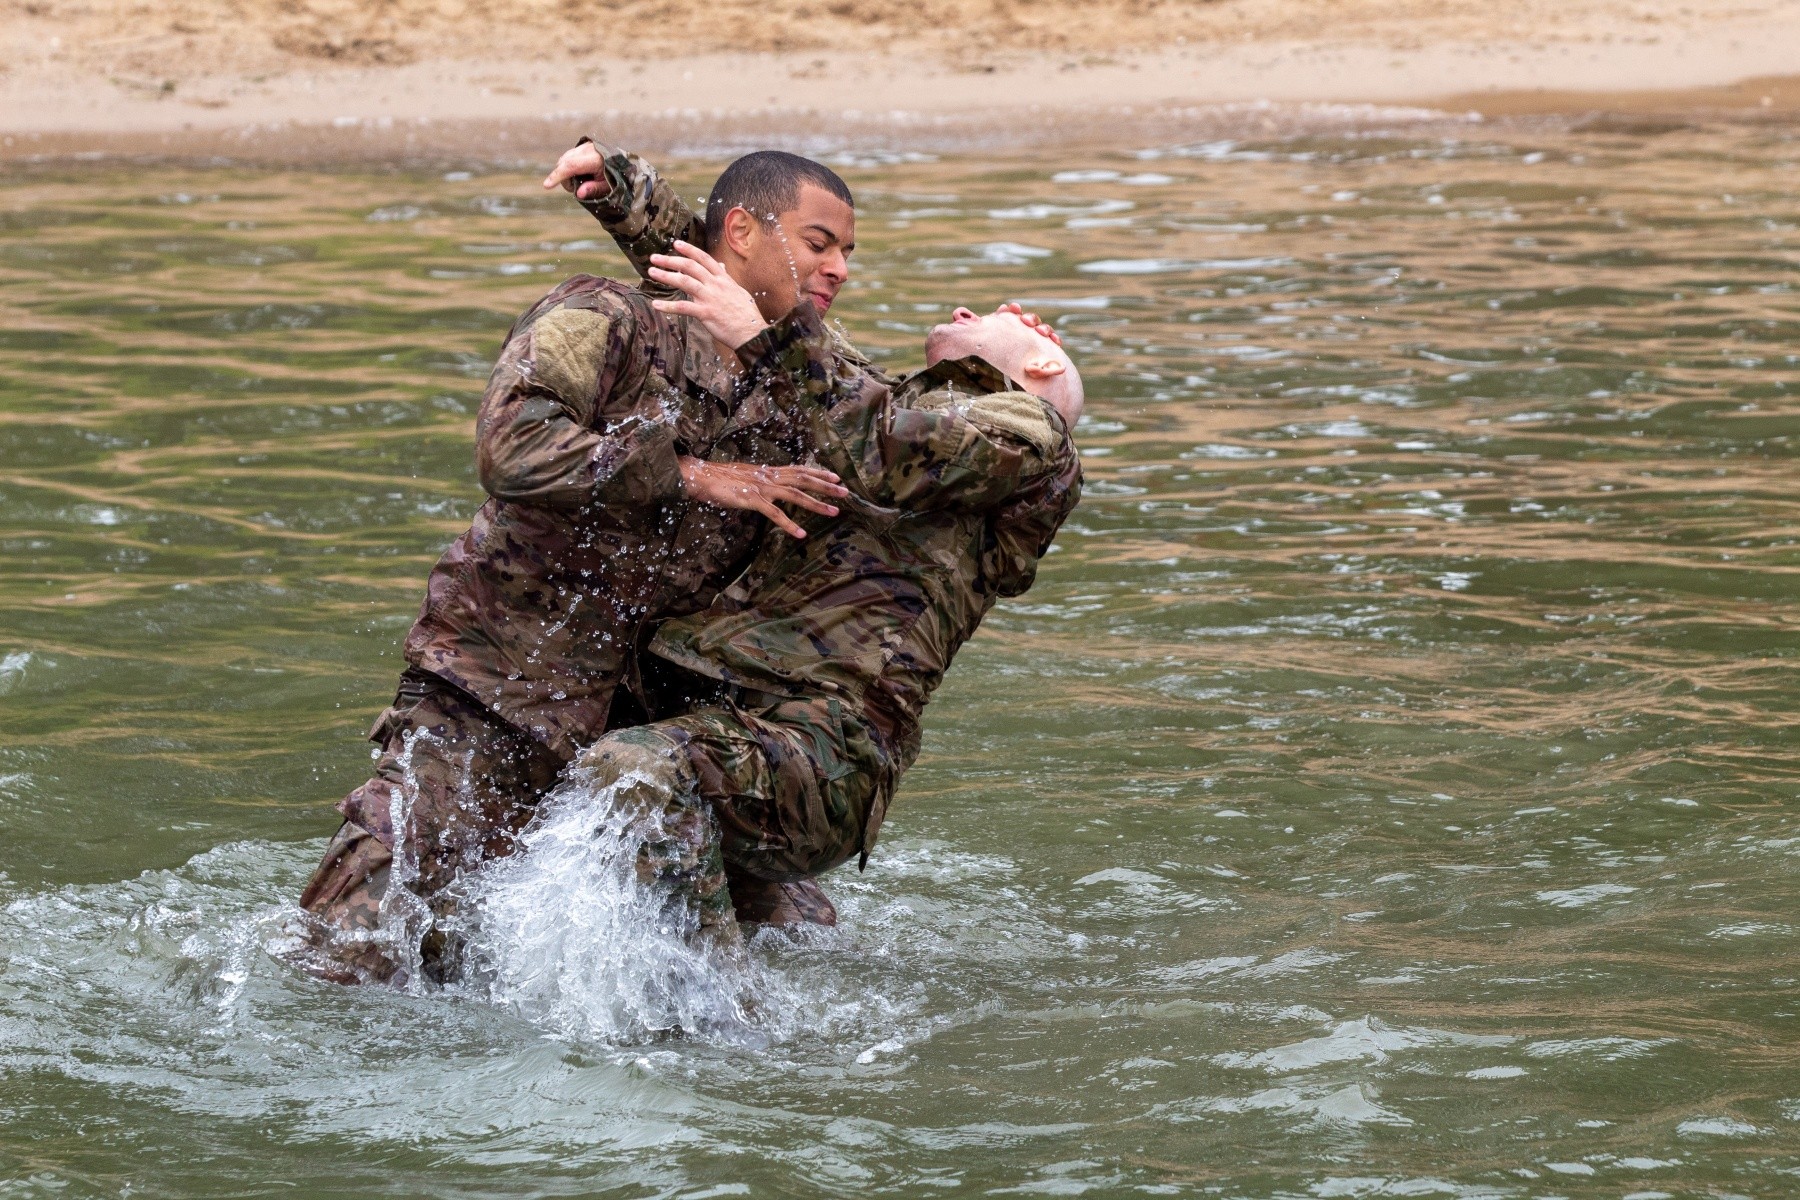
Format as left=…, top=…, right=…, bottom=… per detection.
left=569, top=696, right=889, bottom=939
left=292, top=668, right=564, bottom=984
left=293, top=819, right=398, bottom=984
left=567, top=727, right=735, bottom=934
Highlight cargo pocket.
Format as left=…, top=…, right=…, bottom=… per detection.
left=683, top=715, right=791, bottom=866
left=802, top=699, right=880, bottom=875
left=766, top=730, right=834, bottom=874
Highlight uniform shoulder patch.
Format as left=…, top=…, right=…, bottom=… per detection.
left=530, top=307, right=614, bottom=423
left=958, top=390, right=1059, bottom=457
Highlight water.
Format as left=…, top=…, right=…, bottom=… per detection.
left=2, top=115, right=1798, bottom=1196
left=452, top=765, right=776, bottom=1043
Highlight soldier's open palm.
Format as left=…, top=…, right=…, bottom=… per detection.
left=678, top=460, right=847, bottom=539
left=648, top=241, right=770, bottom=348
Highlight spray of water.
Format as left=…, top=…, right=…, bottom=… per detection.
left=373, top=729, right=436, bottom=985
left=445, top=766, right=779, bottom=1045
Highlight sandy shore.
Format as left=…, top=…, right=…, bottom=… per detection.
left=3, top=0, right=1798, bottom=161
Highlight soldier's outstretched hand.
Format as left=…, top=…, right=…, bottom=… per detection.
left=678, top=459, right=848, bottom=539
left=998, top=301, right=1062, bottom=345
left=542, top=141, right=608, bottom=201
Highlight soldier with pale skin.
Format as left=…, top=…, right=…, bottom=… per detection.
left=521, top=141, right=1076, bottom=933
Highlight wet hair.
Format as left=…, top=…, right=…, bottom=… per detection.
left=702, top=151, right=854, bottom=248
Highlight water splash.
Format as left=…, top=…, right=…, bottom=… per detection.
left=366, top=729, right=435, bottom=985
left=447, top=766, right=778, bottom=1046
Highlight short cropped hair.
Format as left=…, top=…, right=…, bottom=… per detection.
left=703, top=151, right=854, bottom=248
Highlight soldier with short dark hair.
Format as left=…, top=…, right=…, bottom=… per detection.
left=292, top=152, right=864, bottom=984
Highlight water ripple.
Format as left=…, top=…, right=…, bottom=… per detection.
left=2, top=124, right=1798, bottom=1194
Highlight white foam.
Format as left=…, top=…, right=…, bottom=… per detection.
left=0, top=651, right=31, bottom=695
left=1217, top=1015, right=1511, bottom=1073
left=1676, top=1116, right=1759, bottom=1137
left=1202, top=1082, right=1413, bottom=1127
left=1534, top=883, right=1637, bottom=908
left=450, top=766, right=777, bottom=1045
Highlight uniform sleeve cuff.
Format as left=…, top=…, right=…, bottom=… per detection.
left=735, top=300, right=826, bottom=374
left=574, top=137, right=633, bottom=221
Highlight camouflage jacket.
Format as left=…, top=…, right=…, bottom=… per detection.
left=650, top=303, right=1083, bottom=856
left=404, top=275, right=829, bottom=760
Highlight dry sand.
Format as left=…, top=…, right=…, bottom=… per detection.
left=3, top=0, right=1798, bottom=160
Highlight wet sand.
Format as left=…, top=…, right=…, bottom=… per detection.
left=3, top=0, right=1799, bottom=163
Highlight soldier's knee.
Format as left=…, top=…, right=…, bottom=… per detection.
left=299, top=820, right=393, bottom=914
left=573, top=726, right=693, bottom=800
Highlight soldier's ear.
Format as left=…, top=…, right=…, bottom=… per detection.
left=721, top=206, right=759, bottom=258
left=1021, top=355, right=1066, bottom=380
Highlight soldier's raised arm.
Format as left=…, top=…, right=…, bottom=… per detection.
left=544, top=138, right=701, bottom=288
left=475, top=283, right=684, bottom=511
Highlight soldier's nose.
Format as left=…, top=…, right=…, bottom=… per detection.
left=952, top=307, right=977, bottom=323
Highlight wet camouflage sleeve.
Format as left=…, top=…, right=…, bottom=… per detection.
left=984, top=417, right=1083, bottom=599
left=475, top=285, right=683, bottom=509
left=740, top=303, right=1059, bottom=511
left=573, top=138, right=706, bottom=288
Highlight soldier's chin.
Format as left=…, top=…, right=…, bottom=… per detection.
left=924, top=323, right=962, bottom=364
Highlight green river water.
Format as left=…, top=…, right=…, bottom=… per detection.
left=1, top=117, right=1797, bottom=1197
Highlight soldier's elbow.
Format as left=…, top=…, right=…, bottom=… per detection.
left=476, top=446, right=525, bottom=500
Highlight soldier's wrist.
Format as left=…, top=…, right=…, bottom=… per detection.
left=736, top=301, right=819, bottom=362
left=572, top=136, right=630, bottom=217
left=733, top=322, right=789, bottom=372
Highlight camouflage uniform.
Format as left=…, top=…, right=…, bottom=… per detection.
left=296, top=267, right=838, bottom=977
left=570, top=300, right=1083, bottom=935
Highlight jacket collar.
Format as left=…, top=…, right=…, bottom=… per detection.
left=898, top=354, right=1020, bottom=401
left=678, top=314, right=740, bottom=401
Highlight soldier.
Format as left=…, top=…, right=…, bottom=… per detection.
left=292, top=153, right=866, bottom=984
left=546, top=137, right=893, bottom=382
left=540, top=140, right=1072, bottom=928
left=488, top=237, right=1085, bottom=950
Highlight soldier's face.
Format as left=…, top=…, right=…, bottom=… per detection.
left=926, top=306, right=1084, bottom=425
left=736, top=184, right=856, bottom=319
left=926, top=307, right=1058, bottom=368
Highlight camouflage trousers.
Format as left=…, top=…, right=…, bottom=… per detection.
left=568, top=693, right=889, bottom=930
left=294, top=667, right=566, bottom=984
left=294, top=674, right=883, bottom=983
